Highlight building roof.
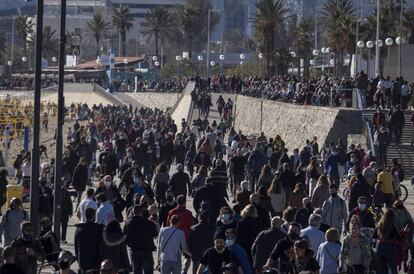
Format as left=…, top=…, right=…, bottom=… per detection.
left=74, top=56, right=144, bottom=70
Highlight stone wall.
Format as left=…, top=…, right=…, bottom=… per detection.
left=234, top=95, right=363, bottom=150
left=117, top=93, right=179, bottom=111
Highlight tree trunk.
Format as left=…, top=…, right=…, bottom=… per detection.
left=96, top=37, right=100, bottom=57
left=121, top=30, right=126, bottom=56
left=155, top=31, right=159, bottom=58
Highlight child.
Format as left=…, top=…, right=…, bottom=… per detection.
left=372, top=183, right=385, bottom=208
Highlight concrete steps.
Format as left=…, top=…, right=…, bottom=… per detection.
left=363, top=109, right=414, bottom=178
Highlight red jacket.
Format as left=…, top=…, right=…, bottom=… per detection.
left=167, top=205, right=194, bottom=240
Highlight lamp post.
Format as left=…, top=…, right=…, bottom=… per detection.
left=366, top=40, right=374, bottom=77
left=258, top=52, right=263, bottom=77
left=175, top=55, right=182, bottom=78
left=219, top=54, right=224, bottom=75
left=396, top=36, right=402, bottom=77
left=357, top=40, right=364, bottom=73
left=374, top=0, right=381, bottom=76
left=385, top=38, right=393, bottom=77
left=239, top=53, right=245, bottom=76
left=21, top=56, right=27, bottom=72
left=197, top=55, right=203, bottom=73
left=312, top=49, right=319, bottom=73
left=290, top=51, right=296, bottom=75
left=206, top=9, right=220, bottom=78
left=321, top=47, right=327, bottom=74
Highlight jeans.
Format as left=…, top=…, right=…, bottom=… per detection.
left=376, top=241, right=398, bottom=274
left=160, top=260, right=182, bottom=274
left=384, top=193, right=393, bottom=208
left=131, top=250, right=154, bottom=274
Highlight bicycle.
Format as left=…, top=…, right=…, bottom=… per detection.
left=396, top=183, right=408, bottom=202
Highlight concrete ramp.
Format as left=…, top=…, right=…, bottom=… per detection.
left=114, top=92, right=179, bottom=111
left=170, top=82, right=195, bottom=126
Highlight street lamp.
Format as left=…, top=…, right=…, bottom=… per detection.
left=154, top=61, right=160, bottom=67
left=219, top=54, right=224, bottom=74
left=175, top=55, right=182, bottom=77
left=258, top=52, right=264, bottom=77
left=123, top=58, right=128, bottom=72
left=310, top=59, right=315, bottom=66
left=210, top=61, right=215, bottom=67
left=152, top=56, right=158, bottom=62
left=52, top=56, right=57, bottom=63
left=366, top=40, right=374, bottom=77
left=385, top=38, right=393, bottom=76
left=240, top=54, right=245, bottom=76
left=207, top=9, right=221, bottom=77
left=22, top=56, right=27, bottom=63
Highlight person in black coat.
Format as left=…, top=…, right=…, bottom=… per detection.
left=61, top=182, right=73, bottom=243
left=252, top=217, right=286, bottom=272
left=99, top=147, right=118, bottom=178
left=193, top=177, right=225, bottom=222
left=349, top=171, right=373, bottom=213
left=39, top=177, right=53, bottom=221
left=236, top=204, right=265, bottom=266
left=169, top=164, right=191, bottom=198
left=123, top=205, right=158, bottom=274
left=74, top=208, right=104, bottom=273
left=188, top=211, right=216, bottom=273
left=294, top=197, right=313, bottom=228
left=0, top=169, right=8, bottom=214
left=71, top=157, right=88, bottom=209
left=250, top=193, right=270, bottom=229
left=100, top=220, right=131, bottom=274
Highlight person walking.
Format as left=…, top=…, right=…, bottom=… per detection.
left=100, top=220, right=131, bottom=274
left=76, top=188, right=98, bottom=223
left=0, top=197, right=29, bottom=246
left=158, top=214, right=191, bottom=274
left=61, top=182, right=73, bottom=243
left=374, top=127, right=389, bottom=165
left=316, top=228, right=341, bottom=274
left=74, top=208, right=104, bottom=273
left=188, top=212, right=216, bottom=273
left=320, top=184, right=348, bottom=233
left=169, top=164, right=191, bottom=198
left=124, top=205, right=159, bottom=274
left=95, top=193, right=115, bottom=227
left=71, top=157, right=89, bottom=209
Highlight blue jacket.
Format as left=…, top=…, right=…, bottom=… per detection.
left=228, top=243, right=253, bottom=274
left=248, top=150, right=267, bottom=173
left=324, top=154, right=343, bottom=176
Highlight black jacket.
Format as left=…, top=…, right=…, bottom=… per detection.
left=188, top=222, right=216, bottom=261
left=123, top=216, right=158, bottom=251
left=74, top=222, right=104, bottom=271
left=349, top=178, right=373, bottom=212
left=252, top=228, right=287, bottom=269
left=71, top=164, right=88, bottom=192
left=11, top=236, right=45, bottom=274
left=61, top=188, right=73, bottom=222
left=100, top=231, right=131, bottom=272
left=236, top=217, right=264, bottom=263
left=169, top=171, right=191, bottom=197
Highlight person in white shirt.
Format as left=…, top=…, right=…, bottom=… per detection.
left=95, top=193, right=114, bottom=226
left=401, top=80, right=411, bottom=109
left=300, top=213, right=325, bottom=253
left=77, top=188, right=98, bottom=223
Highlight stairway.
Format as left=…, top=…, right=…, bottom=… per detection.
left=363, top=109, right=414, bottom=178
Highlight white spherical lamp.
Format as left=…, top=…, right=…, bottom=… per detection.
left=219, top=54, right=225, bottom=61
left=197, top=55, right=203, bottom=61
left=7, top=60, right=12, bottom=66
left=396, top=36, right=402, bottom=45
left=52, top=57, right=57, bottom=62
left=258, top=53, right=263, bottom=59
left=376, top=39, right=383, bottom=47
left=152, top=56, right=158, bottom=61
left=385, top=38, right=393, bottom=46
left=21, top=56, right=27, bottom=62
left=366, top=41, right=374, bottom=49
left=240, top=53, right=245, bottom=60
left=154, top=61, right=160, bottom=67
left=310, top=59, right=315, bottom=66
left=357, top=41, right=365, bottom=48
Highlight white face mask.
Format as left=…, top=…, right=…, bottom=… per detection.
left=358, top=203, right=367, bottom=211
left=104, top=180, right=111, bottom=188
left=225, top=239, right=235, bottom=247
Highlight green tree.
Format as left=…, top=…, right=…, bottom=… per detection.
left=404, top=9, right=414, bottom=43
left=254, top=0, right=289, bottom=76
left=142, top=6, right=175, bottom=59
left=112, top=6, right=134, bottom=56
left=321, top=0, right=355, bottom=75
left=293, top=19, right=313, bottom=77
left=29, top=26, right=59, bottom=60
left=87, top=14, right=111, bottom=57
left=15, top=15, right=34, bottom=59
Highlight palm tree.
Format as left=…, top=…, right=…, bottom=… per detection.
left=321, top=0, right=355, bottom=75
left=141, top=6, right=174, bottom=59
left=178, top=4, right=201, bottom=59
left=0, top=28, right=6, bottom=59
left=112, top=6, right=134, bottom=56
left=15, top=15, right=34, bottom=59
left=254, top=0, right=288, bottom=76
left=404, top=9, right=414, bottom=43
left=29, top=26, right=59, bottom=60
left=293, top=19, right=313, bottom=77
left=87, top=14, right=111, bottom=57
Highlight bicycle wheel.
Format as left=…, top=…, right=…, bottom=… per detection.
left=400, top=184, right=408, bottom=202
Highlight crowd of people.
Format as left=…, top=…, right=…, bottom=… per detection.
left=0, top=78, right=58, bottom=91
left=0, top=81, right=412, bottom=274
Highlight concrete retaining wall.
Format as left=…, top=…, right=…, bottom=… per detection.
left=234, top=95, right=363, bottom=150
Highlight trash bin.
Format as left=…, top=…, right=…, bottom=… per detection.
left=6, top=185, right=23, bottom=208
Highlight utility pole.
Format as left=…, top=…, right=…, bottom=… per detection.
left=374, top=0, right=380, bottom=76
left=355, top=0, right=359, bottom=74
left=398, top=0, right=403, bottom=77
left=31, top=0, right=44, bottom=235
left=206, top=9, right=220, bottom=78
left=53, top=0, right=66, bottom=242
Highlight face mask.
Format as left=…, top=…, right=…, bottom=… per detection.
left=104, top=180, right=111, bottom=187
left=351, top=158, right=356, bottom=163
left=394, top=172, right=398, bottom=176
left=59, top=261, right=70, bottom=270
left=225, top=239, right=235, bottom=247
left=358, top=203, right=367, bottom=211
left=133, top=176, right=140, bottom=183
left=222, top=213, right=231, bottom=223
left=23, top=232, right=33, bottom=241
